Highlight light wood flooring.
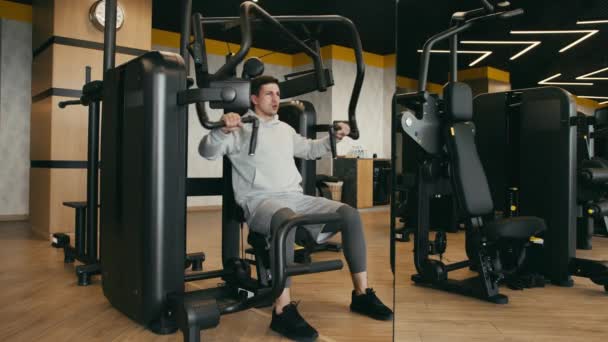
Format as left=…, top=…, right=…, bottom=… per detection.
left=395, top=225, right=608, bottom=342
left=0, top=209, right=393, bottom=342
left=3, top=208, right=608, bottom=341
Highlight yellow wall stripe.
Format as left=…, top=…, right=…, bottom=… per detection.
left=428, top=83, right=444, bottom=95
left=486, top=67, right=510, bottom=83
left=363, top=51, right=385, bottom=68
left=383, top=54, right=396, bottom=68
left=291, top=44, right=388, bottom=68
left=292, top=51, right=311, bottom=67
left=151, top=28, right=180, bottom=48
left=204, top=39, right=293, bottom=67
left=0, top=0, right=32, bottom=22
left=396, top=76, right=418, bottom=90
left=457, top=66, right=510, bottom=83
left=152, top=29, right=293, bottom=67
left=151, top=31, right=393, bottom=69
left=576, top=96, right=600, bottom=109
left=329, top=44, right=385, bottom=68
left=397, top=76, right=443, bottom=94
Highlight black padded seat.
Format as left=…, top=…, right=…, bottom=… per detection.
left=484, top=216, right=546, bottom=241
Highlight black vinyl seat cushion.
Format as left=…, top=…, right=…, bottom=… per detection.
left=484, top=216, right=546, bottom=241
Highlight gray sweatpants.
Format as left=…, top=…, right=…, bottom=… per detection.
left=242, top=192, right=367, bottom=287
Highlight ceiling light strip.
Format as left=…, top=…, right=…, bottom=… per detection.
left=461, top=40, right=541, bottom=60
left=417, top=49, right=493, bottom=66
left=510, top=30, right=599, bottom=53
left=577, top=67, right=608, bottom=80
left=579, top=96, right=608, bottom=100
left=559, top=30, right=598, bottom=52
left=538, top=73, right=594, bottom=86
left=577, top=19, right=608, bottom=25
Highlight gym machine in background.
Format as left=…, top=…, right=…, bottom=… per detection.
left=474, top=89, right=608, bottom=291
left=576, top=106, right=608, bottom=245
left=391, top=0, right=547, bottom=304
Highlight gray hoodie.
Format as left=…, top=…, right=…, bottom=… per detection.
left=198, top=109, right=331, bottom=206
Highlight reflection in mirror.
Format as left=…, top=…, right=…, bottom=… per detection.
left=393, top=0, right=608, bottom=341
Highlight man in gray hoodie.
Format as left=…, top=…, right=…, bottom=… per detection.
left=199, top=75, right=392, bottom=341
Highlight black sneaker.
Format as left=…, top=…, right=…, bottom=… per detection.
left=270, top=302, right=319, bottom=341
left=350, top=288, right=393, bottom=321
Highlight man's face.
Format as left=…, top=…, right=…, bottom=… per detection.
left=251, top=83, right=280, bottom=117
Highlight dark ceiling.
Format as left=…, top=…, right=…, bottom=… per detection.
left=398, top=0, right=608, bottom=99
left=9, top=0, right=607, bottom=99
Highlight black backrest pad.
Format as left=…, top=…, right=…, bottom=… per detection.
left=446, top=122, right=494, bottom=216
left=444, top=82, right=473, bottom=122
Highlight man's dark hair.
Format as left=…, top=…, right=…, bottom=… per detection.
left=250, top=75, right=279, bottom=97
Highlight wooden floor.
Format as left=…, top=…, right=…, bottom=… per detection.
left=0, top=209, right=393, bottom=342
left=4, top=209, right=608, bottom=342
left=395, top=227, right=608, bottom=342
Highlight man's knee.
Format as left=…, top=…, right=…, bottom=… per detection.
left=337, top=205, right=361, bottom=223
left=270, top=208, right=297, bottom=234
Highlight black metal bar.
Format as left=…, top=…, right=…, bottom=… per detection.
left=37, top=88, right=82, bottom=103
left=58, top=100, right=82, bottom=108
left=181, top=2, right=192, bottom=291
left=283, top=69, right=317, bottom=80
left=85, top=66, right=91, bottom=86
left=208, top=3, right=322, bottom=83
left=180, top=0, right=192, bottom=74
left=75, top=207, right=86, bottom=258
left=308, top=39, right=326, bottom=94
left=413, top=166, right=432, bottom=274
left=103, top=0, right=117, bottom=72
left=419, top=23, right=472, bottom=92
left=390, top=94, right=397, bottom=273
left=286, top=260, right=343, bottom=276
left=178, top=88, right=226, bottom=105
left=242, top=116, right=259, bottom=155
left=87, top=99, right=100, bottom=264
left=271, top=214, right=344, bottom=299
left=329, top=125, right=337, bottom=158
left=278, top=69, right=334, bottom=99
left=481, top=0, right=494, bottom=12
left=419, top=7, right=523, bottom=92
left=184, top=269, right=226, bottom=282
left=200, top=13, right=365, bottom=140
left=450, top=34, right=458, bottom=82
left=201, top=15, right=363, bottom=25
left=588, top=124, right=596, bottom=158
left=222, top=158, right=241, bottom=268
left=219, top=211, right=351, bottom=314
left=191, top=13, right=210, bottom=88
left=444, top=260, right=470, bottom=272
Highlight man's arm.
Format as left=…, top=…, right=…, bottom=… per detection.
left=198, top=113, right=243, bottom=160
left=292, top=133, right=332, bottom=160
left=199, top=129, right=238, bottom=160
left=292, top=122, right=350, bottom=160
